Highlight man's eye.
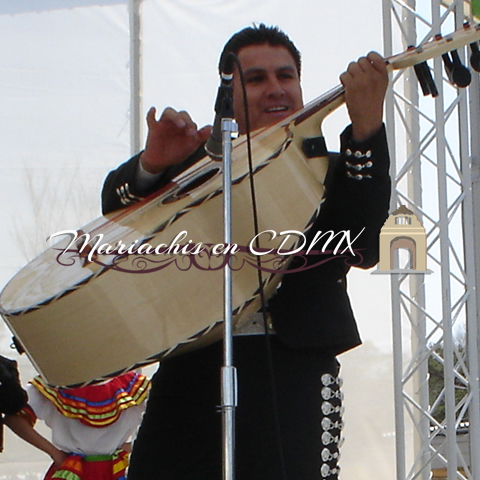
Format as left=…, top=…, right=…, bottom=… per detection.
left=247, top=76, right=263, bottom=83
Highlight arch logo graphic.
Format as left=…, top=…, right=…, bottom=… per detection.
left=373, top=205, right=432, bottom=274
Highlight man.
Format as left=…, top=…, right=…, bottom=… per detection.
left=102, top=24, right=391, bottom=480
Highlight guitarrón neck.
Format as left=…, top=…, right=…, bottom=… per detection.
left=293, top=84, right=346, bottom=127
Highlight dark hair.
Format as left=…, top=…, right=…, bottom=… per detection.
left=219, top=24, right=301, bottom=77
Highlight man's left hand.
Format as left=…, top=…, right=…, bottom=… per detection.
left=340, top=51, right=388, bottom=142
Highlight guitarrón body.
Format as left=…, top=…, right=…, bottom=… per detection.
left=0, top=121, right=326, bottom=386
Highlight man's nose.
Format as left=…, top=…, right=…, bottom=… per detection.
left=265, top=77, right=285, bottom=97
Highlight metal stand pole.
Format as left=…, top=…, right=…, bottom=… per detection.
left=220, top=115, right=238, bottom=480
left=205, top=65, right=238, bottom=480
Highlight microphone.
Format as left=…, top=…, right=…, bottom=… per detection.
left=205, top=55, right=236, bottom=159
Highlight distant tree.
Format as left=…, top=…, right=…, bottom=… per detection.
left=428, top=336, right=468, bottom=424
left=12, top=165, right=100, bottom=263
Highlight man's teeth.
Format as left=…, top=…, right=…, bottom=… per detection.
left=266, top=106, right=287, bottom=112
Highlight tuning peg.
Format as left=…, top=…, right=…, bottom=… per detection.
left=413, top=61, right=439, bottom=97
left=442, top=50, right=471, bottom=87
left=470, top=42, right=480, bottom=72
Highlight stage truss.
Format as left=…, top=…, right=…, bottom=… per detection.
left=382, top=0, right=480, bottom=479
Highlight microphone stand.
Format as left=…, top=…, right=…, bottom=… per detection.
left=221, top=111, right=238, bottom=480
left=206, top=77, right=238, bottom=480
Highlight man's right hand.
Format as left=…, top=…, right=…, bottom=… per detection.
left=139, top=107, right=212, bottom=174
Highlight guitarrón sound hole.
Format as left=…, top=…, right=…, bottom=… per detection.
left=162, top=167, right=220, bottom=204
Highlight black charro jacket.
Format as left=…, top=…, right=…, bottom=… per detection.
left=101, top=124, right=391, bottom=356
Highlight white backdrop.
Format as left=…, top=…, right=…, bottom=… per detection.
left=0, top=1, right=395, bottom=478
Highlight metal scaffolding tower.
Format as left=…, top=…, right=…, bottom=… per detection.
left=382, top=0, right=480, bottom=479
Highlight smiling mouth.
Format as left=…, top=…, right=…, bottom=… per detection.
left=265, top=106, right=289, bottom=113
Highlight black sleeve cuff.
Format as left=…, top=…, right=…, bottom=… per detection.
left=339, top=124, right=390, bottom=180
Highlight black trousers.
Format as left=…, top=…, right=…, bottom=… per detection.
left=128, top=336, right=343, bottom=480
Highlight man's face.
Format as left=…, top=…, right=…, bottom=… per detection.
left=232, top=43, right=303, bottom=134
